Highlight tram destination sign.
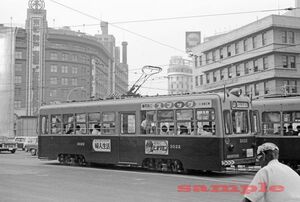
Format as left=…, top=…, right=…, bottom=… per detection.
left=141, top=100, right=212, bottom=110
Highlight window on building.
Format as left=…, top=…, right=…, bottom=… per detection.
left=212, top=51, right=216, bottom=62
left=284, top=80, right=297, bottom=94
left=213, top=71, right=217, bottom=82
left=263, top=56, right=269, bottom=70
left=15, top=76, right=22, bottom=84
left=195, top=76, right=198, bottom=86
left=194, top=55, right=198, bottom=67
left=290, top=56, right=296, bottom=68
left=282, top=56, right=288, bottom=68
left=14, top=101, right=22, bottom=109
left=228, top=66, right=233, bottom=78
left=220, top=48, right=224, bottom=59
left=227, top=45, right=232, bottom=57
left=253, top=36, right=258, bottom=49
left=262, top=32, right=267, bottom=46
left=206, top=73, right=210, bottom=84
left=236, top=65, right=241, bottom=77
left=253, top=59, right=258, bottom=72
left=72, top=78, right=78, bottom=86
left=245, top=85, right=250, bottom=97
left=72, top=67, right=78, bottom=74
left=61, top=78, right=68, bottom=85
left=61, top=65, right=68, bottom=73
left=282, top=31, right=287, bottom=43
left=50, top=77, right=58, bottom=85
left=62, top=53, right=68, bottom=61
left=15, top=63, right=22, bottom=71
left=50, top=53, right=58, bottom=60
left=235, top=42, right=239, bottom=55
left=220, top=69, right=225, bottom=80
left=197, top=55, right=202, bottom=66
left=15, top=51, right=22, bottom=59
left=14, top=88, right=21, bottom=97
left=244, top=62, right=250, bottom=74
left=264, top=81, right=270, bottom=94
left=50, top=65, right=58, bottom=73
left=254, top=83, right=259, bottom=96
left=288, top=31, right=295, bottom=44
left=200, top=75, right=203, bottom=85
left=243, top=39, right=248, bottom=51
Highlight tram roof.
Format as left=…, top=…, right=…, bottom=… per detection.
left=253, top=95, right=300, bottom=106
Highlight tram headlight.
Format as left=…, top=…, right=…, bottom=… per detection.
left=228, top=144, right=234, bottom=151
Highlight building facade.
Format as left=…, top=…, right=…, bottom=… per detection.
left=192, top=14, right=300, bottom=98
left=167, top=56, right=193, bottom=94
left=9, top=0, right=128, bottom=117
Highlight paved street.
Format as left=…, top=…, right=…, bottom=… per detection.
left=0, top=151, right=255, bottom=202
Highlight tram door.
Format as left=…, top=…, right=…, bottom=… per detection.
left=118, top=112, right=138, bottom=164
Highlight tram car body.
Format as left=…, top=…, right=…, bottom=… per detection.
left=38, top=90, right=256, bottom=172
left=253, top=96, right=300, bottom=169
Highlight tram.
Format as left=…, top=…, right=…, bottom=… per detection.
left=38, top=89, right=256, bottom=172
left=253, top=95, right=300, bottom=169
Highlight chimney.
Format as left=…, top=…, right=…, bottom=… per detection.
left=101, top=21, right=108, bottom=35
left=122, top=41, right=128, bottom=65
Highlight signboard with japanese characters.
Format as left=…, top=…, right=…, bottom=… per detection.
left=145, top=140, right=168, bottom=155
left=92, top=139, right=111, bottom=152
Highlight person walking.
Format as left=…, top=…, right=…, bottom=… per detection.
left=243, top=142, right=300, bottom=202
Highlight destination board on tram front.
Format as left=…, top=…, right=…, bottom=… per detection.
left=141, top=100, right=212, bottom=110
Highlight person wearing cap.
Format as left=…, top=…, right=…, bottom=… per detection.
left=243, top=142, right=300, bottom=202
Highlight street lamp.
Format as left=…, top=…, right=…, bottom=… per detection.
left=67, top=87, right=86, bottom=101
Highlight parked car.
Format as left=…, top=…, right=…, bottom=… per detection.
left=0, top=136, right=17, bottom=153
left=14, top=136, right=37, bottom=150
left=24, top=141, right=38, bottom=156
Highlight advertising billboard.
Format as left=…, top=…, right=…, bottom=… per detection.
left=185, top=31, right=201, bottom=52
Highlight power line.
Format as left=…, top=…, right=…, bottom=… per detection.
left=111, top=7, right=298, bottom=24
left=48, top=0, right=185, bottom=53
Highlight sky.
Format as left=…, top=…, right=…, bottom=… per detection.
left=0, top=0, right=296, bottom=95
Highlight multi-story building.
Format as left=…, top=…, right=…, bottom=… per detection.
left=8, top=0, right=128, bottom=117
left=192, top=14, right=300, bottom=97
left=167, top=56, right=193, bottom=94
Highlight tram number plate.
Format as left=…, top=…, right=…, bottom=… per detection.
left=240, top=139, right=248, bottom=143
left=170, top=144, right=181, bottom=149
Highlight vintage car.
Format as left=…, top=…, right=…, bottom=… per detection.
left=24, top=141, right=38, bottom=156
left=15, top=136, right=37, bottom=150
left=0, top=136, right=17, bottom=153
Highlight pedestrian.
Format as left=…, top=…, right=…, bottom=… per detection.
left=243, top=142, right=300, bottom=202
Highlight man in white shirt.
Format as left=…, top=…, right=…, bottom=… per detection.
left=243, top=142, right=300, bottom=202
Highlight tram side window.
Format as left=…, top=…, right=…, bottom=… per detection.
left=62, top=114, right=74, bottom=134
left=232, top=110, right=248, bottom=134
left=40, top=115, right=48, bottom=135
left=121, top=112, right=136, bottom=134
left=262, top=112, right=280, bottom=135
left=75, top=113, right=87, bottom=134
left=51, top=114, right=62, bottom=134
left=223, top=110, right=231, bottom=135
left=196, top=109, right=215, bottom=135
left=141, top=111, right=156, bottom=134
left=250, top=110, right=259, bottom=134
left=157, top=110, right=174, bottom=135
left=88, top=113, right=101, bottom=135
left=176, top=109, right=194, bottom=135
left=283, top=111, right=300, bottom=136
left=102, top=112, right=116, bottom=135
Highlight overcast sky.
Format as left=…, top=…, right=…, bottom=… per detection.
left=0, top=0, right=296, bottom=95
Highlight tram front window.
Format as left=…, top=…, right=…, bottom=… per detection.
left=232, top=110, right=249, bottom=134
